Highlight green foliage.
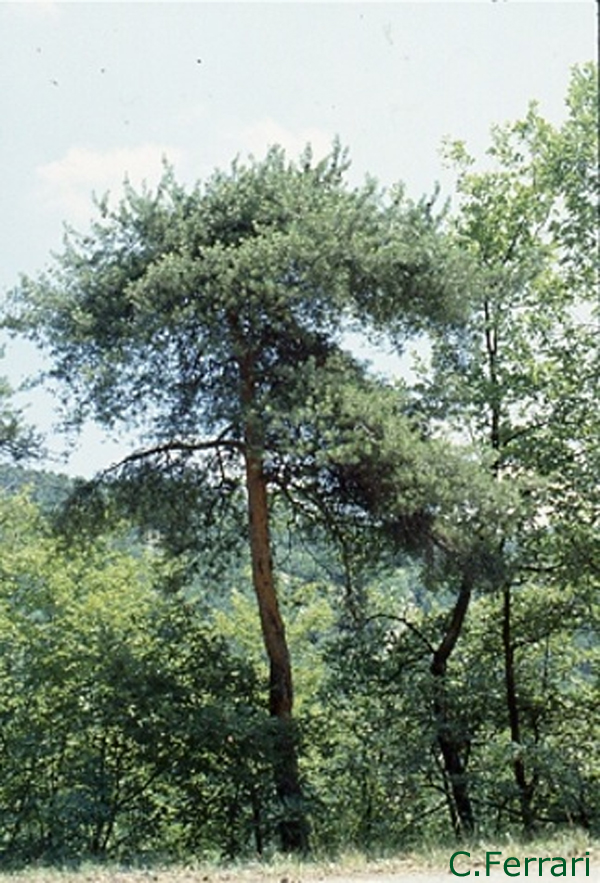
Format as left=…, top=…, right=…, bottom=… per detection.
left=1, top=69, right=598, bottom=863
left=0, top=493, right=274, bottom=864
left=0, top=373, right=40, bottom=463
left=297, top=62, right=600, bottom=845
left=405, top=62, right=600, bottom=834
left=9, top=145, right=464, bottom=443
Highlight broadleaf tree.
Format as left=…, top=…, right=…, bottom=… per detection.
left=411, top=62, right=599, bottom=833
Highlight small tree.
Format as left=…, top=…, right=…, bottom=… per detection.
left=0, top=491, right=267, bottom=863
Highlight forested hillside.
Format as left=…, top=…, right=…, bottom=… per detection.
left=1, top=64, right=598, bottom=865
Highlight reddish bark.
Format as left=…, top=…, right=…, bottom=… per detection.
left=240, top=351, right=308, bottom=852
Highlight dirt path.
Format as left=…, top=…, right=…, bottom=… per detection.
left=1, top=849, right=596, bottom=882
left=0, top=874, right=510, bottom=883
left=1, top=866, right=591, bottom=883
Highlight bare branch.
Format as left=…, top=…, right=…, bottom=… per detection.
left=100, top=429, right=243, bottom=477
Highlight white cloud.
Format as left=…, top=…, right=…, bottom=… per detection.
left=9, top=1, right=61, bottom=20
left=36, top=143, right=184, bottom=225
left=237, top=119, right=335, bottom=164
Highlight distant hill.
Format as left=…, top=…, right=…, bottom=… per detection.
left=0, top=464, right=74, bottom=513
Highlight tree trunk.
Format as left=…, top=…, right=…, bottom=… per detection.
left=430, top=572, right=476, bottom=837
left=240, top=353, right=309, bottom=853
left=483, top=309, right=535, bottom=830
left=244, top=445, right=293, bottom=719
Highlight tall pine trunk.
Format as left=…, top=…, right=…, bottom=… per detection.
left=240, top=353, right=309, bottom=853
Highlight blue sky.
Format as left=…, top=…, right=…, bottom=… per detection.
left=1, top=1, right=596, bottom=476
